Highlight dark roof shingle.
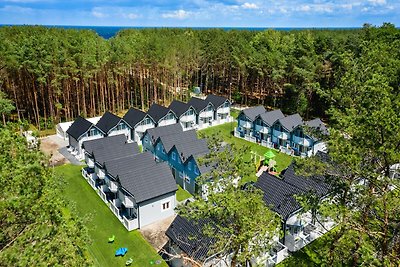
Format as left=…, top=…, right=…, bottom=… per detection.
left=157, top=130, right=198, bottom=153
left=123, top=108, right=147, bottom=128
left=92, top=142, right=140, bottom=166
left=205, top=94, right=229, bottom=108
left=66, top=116, right=94, bottom=140
left=174, top=138, right=209, bottom=163
left=166, top=215, right=214, bottom=261
left=258, top=109, right=285, bottom=126
left=242, top=106, right=266, bottom=121
left=188, top=97, right=211, bottom=113
left=95, top=111, right=122, bottom=134
left=305, top=118, right=328, bottom=136
left=144, top=123, right=183, bottom=144
left=82, top=134, right=127, bottom=155
left=168, top=100, right=195, bottom=118
left=147, top=103, right=173, bottom=122
left=278, top=113, right=303, bottom=132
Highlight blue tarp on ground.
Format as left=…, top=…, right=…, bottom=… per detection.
left=115, top=247, right=128, bottom=256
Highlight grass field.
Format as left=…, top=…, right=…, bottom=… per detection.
left=176, top=185, right=192, bottom=202
left=199, top=119, right=292, bottom=183
left=54, top=164, right=167, bottom=267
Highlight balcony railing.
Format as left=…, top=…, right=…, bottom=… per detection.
left=108, top=180, right=118, bottom=193
left=261, top=140, right=274, bottom=148
left=199, top=110, right=213, bottom=118
left=123, top=216, right=139, bottom=231
left=179, top=114, right=196, bottom=122
left=217, top=107, right=230, bottom=114
left=135, top=123, right=154, bottom=133
left=292, top=135, right=311, bottom=147
left=239, top=120, right=252, bottom=129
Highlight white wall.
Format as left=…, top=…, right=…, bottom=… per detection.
left=138, top=192, right=176, bottom=227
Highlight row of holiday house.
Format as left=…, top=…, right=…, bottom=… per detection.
left=79, top=121, right=212, bottom=231
left=164, top=151, right=336, bottom=267
left=81, top=134, right=178, bottom=231
left=65, top=94, right=231, bottom=158
left=235, top=106, right=328, bottom=157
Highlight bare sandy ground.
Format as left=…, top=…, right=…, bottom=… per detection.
left=140, top=215, right=176, bottom=252
left=40, top=135, right=68, bottom=166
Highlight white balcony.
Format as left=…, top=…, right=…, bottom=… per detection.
left=108, top=180, right=118, bottom=193
left=255, top=125, right=270, bottom=134
left=239, top=120, right=252, bottom=129
left=274, top=130, right=288, bottom=140
left=135, top=123, right=154, bottom=133
left=87, top=157, right=95, bottom=168
left=261, top=140, right=274, bottom=148
left=217, top=107, right=230, bottom=114
left=199, top=110, right=213, bottom=118
left=109, top=128, right=129, bottom=138
left=159, top=118, right=176, bottom=127
left=180, top=114, right=196, bottom=122
left=123, top=216, right=139, bottom=231
left=97, top=168, right=105, bottom=179
left=119, top=191, right=135, bottom=208
left=292, top=136, right=311, bottom=147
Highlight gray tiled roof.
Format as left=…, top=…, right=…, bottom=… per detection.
left=242, top=106, right=266, bottom=121
left=158, top=130, right=198, bottom=153
left=95, top=111, right=122, bottom=134
left=168, top=100, right=195, bottom=118
left=278, top=113, right=303, bottom=132
left=305, top=118, right=328, bottom=135
left=104, top=152, right=155, bottom=177
left=174, top=138, right=209, bottom=163
left=144, top=123, right=183, bottom=144
left=66, top=116, right=93, bottom=140
left=166, top=215, right=214, bottom=261
left=82, top=134, right=127, bottom=155
left=105, top=152, right=177, bottom=203
left=147, top=103, right=175, bottom=122
left=188, top=97, right=210, bottom=113
left=258, top=109, right=285, bottom=126
left=205, top=94, right=229, bottom=108
left=92, top=142, right=140, bottom=166
left=255, top=172, right=303, bottom=220
left=123, top=108, right=147, bottom=128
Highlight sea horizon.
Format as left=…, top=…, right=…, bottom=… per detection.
left=0, top=24, right=362, bottom=39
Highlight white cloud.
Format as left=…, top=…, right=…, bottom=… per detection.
left=91, top=8, right=108, bottom=18
left=340, top=4, right=353, bottom=10
left=123, top=13, right=138, bottom=20
left=298, top=5, right=311, bottom=12
left=3, top=0, right=43, bottom=2
left=241, top=2, right=258, bottom=9
left=1, top=5, right=33, bottom=13
left=368, top=0, right=386, bottom=5
left=162, top=9, right=191, bottom=19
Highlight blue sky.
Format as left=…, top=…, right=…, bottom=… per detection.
left=0, top=0, right=398, bottom=27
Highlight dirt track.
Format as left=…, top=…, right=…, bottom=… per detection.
left=40, top=135, right=68, bottom=166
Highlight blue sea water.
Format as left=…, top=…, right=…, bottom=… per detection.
left=1, top=25, right=359, bottom=39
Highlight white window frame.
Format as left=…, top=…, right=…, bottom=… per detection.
left=172, top=152, right=176, bottom=160
left=188, top=162, right=192, bottom=171
left=184, top=176, right=190, bottom=184
left=161, top=200, right=171, bottom=211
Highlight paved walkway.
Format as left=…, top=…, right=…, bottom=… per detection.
left=58, top=147, right=85, bottom=165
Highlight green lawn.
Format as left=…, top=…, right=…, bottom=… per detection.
left=54, top=164, right=167, bottom=267
left=199, top=121, right=292, bottom=183
left=176, top=185, right=192, bottom=202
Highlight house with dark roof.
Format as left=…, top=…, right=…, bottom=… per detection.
left=66, top=116, right=104, bottom=157
left=236, top=106, right=328, bottom=157
left=205, top=94, right=231, bottom=125
left=271, top=113, right=303, bottom=149
left=164, top=215, right=222, bottom=267
left=254, top=109, right=285, bottom=145
left=153, top=130, right=198, bottom=162
left=94, top=111, right=129, bottom=139
left=188, top=97, right=215, bottom=129
left=236, top=106, right=266, bottom=138
left=147, top=103, right=177, bottom=127
left=141, top=123, right=183, bottom=153
left=103, top=152, right=177, bottom=230
left=168, top=100, right=197, bottom=130
left=81, top=136, right=177, bottom=231
left=255, top=164, right=333, bottom=252
left=123, top=107, right=156, bottom=143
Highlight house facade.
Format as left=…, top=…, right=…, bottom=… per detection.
left=169, top=100, right=197, bottom=130
left=66, top=116, right=104, bottom=158
left=147, top=103, right=177, bottom=127
left=236, top=107, right=327, bottom=157
left=81, top=137, right=177, bottom=231
left=205, top=94, right=231, bottom=125
left=123, top=108, right=156, bottom=144
left=95, top=111, right=131, bottom=138
left=142, top=123, right=183, bottom=153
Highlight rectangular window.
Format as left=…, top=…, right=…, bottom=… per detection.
left=161, top=201, right=170, bottom=211
left=157, top=145, right=160, bottom=151
left=224, top=101, right=230, bottom=108
left=194, top=166, right=199, bottom=175
left=179, top=172, right=184, bottom=178
left=172, top=152, right=176, bottom=160
left=188, top=162, right=192, bottom=171
left=184, top=176, right=190, bottom=183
